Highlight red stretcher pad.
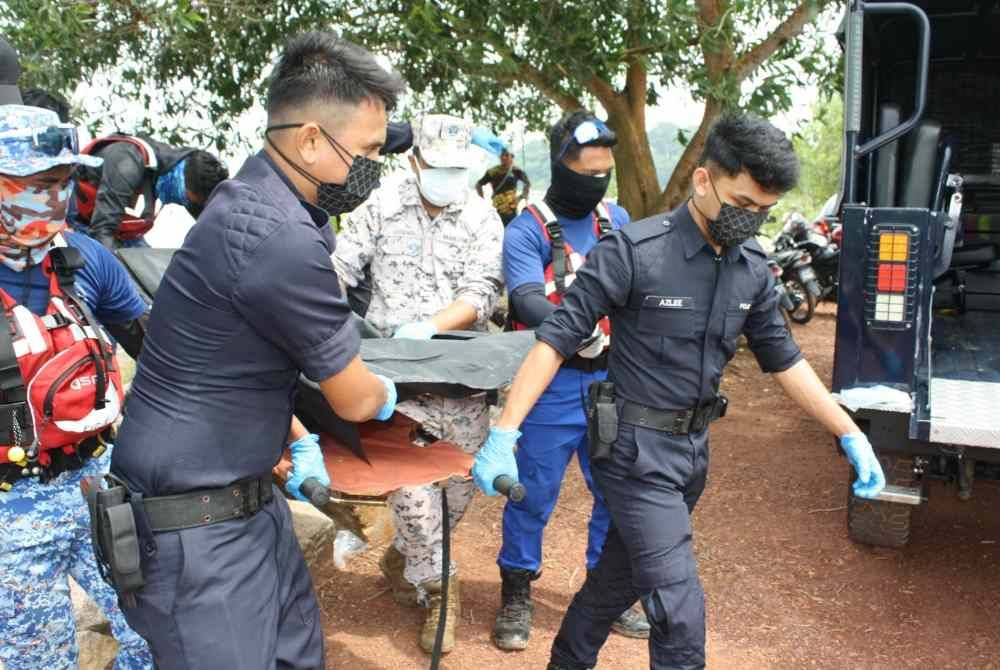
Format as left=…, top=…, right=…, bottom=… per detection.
left=273, top=414, right=474, bottom=497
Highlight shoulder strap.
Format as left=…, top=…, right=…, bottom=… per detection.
left=49, top=247, right=111, bottom=410
left=0, top=300, right=26, bottom=409
left=81, top=135, right=158, bottom=171
left=527, top=200, right=569, bottom=294
left=595, top=201, right=612, bottom=236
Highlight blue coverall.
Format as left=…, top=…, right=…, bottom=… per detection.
left=498, top=203, right=629, bottom=573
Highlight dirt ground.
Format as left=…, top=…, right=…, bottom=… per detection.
left=315, top=304, right=1000, bottom=669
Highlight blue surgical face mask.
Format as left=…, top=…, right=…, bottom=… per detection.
left=155, top=158, right=189, bottom=208
left=415, top=164, right=469, bottom=207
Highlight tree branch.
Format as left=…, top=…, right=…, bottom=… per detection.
left=521, top=62, right=586, bottom=111
left=732, top=0, right=834, bottom=81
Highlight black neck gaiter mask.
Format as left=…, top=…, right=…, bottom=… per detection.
left=544, top=161, right=611, bottom=219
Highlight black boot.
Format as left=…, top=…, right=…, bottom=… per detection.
left=492, top=568, right=537, bottom=651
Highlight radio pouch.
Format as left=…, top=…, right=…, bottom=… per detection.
left=586, top=381, right=618, bottom=463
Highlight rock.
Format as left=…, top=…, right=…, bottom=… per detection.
left=77, top=630, right=118, bottom=670
left=70, top=578, right=117, bottom=670
left=288, top=499, right=337, bottom=568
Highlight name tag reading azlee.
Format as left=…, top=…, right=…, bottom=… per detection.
left=644, top=295, right=693, bottom=310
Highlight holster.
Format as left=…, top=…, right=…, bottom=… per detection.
left=81, top=474, right=146, bottom=595
left=586, top=381, right=618, bottom=463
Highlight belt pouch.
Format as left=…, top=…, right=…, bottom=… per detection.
left=89, top=481, right=145, bottom=593
left=587, top=381, right=618, bottom=462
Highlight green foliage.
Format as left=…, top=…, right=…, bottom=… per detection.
left=1, top=0, right=840, bottom=213
left=769, top=93, right=844, bottom=233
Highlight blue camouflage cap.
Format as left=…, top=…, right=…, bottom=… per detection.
left=0, top=104, right=102, bottom=177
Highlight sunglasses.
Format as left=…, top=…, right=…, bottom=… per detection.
left=0, top=124, right=80, bottom=157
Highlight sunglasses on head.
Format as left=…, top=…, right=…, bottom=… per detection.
left=556, top=119, right=614, bottom=161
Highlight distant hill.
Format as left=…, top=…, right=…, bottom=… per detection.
left=496, top=121, right=689, bottom=198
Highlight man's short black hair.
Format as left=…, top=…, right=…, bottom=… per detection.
left=184, top=150, right=229, bottom=201
left=22, top=88, right=70, bottom=123
left=698, top=113, right=800, bottom=194
left=266, top=31, right=405, bottom=120
left=549, top=110, right=617, bottom=164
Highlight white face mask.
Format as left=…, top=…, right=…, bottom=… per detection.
left=415, top=165, right=469, bottom=207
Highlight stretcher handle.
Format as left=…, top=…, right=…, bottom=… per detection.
left=300, top=477, right=331, bottom=508
left=493, top=475, right=526, bottom=503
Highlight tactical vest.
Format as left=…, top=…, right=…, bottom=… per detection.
left=0, top=241, right=123, bottom=488
left=510, top=200, right=613, bottom=345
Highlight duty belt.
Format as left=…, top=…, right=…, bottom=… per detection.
left=618, top=394, right=728, bottom=435
left=142, top=474, right=274, bottom=532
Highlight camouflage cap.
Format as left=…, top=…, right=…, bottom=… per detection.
left=0, top=105, right=101, bottom=176
left=414, top=114, right=474, bottom=169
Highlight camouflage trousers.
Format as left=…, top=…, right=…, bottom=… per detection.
left=0, top=449, right=153, bottom=670
left=389, top=394, right=490, bottom=588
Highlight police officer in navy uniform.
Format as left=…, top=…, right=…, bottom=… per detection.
left=109, top=33, right=402, bottom=669
left=472, top=114, right=887, bottom=670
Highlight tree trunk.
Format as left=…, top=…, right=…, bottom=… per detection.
left=656, top=97, right=723, bottom=212
left=608, top=107, right=662, bottom=220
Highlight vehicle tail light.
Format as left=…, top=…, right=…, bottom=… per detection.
left=867, top=228, right=916, bottom=326
left=832, top=227, right=843, bottom=244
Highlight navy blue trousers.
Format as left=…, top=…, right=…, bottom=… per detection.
left=121, top=488, right=324, bottom=670
left=550, top=422, right=709, bottom=670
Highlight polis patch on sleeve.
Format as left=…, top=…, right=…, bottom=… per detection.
left=643, top=295, right=693, bottom=309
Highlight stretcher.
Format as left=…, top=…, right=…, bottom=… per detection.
left=116, top=248, right=530, bottom=667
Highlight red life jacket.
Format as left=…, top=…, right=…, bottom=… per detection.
left=74, top=135, right=159, bottom=241
left=510, top=200, right=613, bottom=346
left=0, top=243, right=124, bottom=473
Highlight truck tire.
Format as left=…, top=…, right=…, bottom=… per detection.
left=847, top=455, right=915, bottom=548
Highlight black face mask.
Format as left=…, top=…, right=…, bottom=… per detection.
left=544, top=161, right=612, bottom=219
left=265, top=124, right=383, bottom=215
left=692, top=176, right=769, bottom=248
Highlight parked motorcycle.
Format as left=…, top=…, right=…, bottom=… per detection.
left=778, top=210, right=841, bottom=303
left=767, top=258, right=799, bottom=329
left=771, top=242, right=820, bottom=324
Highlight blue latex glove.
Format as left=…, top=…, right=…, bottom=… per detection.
left=472, top=427, right=521, bottom=496
left=841, top=433, right=886, bottom=499
left=471, top=126, right=505, bottom=156
left=374, top=373, right=397, bottom=421
left=393, top=320, right=438, bottom=340
left=285, top=433, right=329, bottom=502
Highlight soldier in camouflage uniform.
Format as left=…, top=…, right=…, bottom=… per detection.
left=0, top=103, right=153, bottom=669
left=333, top=113, right=503, bottom=655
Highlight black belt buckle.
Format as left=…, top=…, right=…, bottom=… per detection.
left=671, top=412, right=690, bottom=435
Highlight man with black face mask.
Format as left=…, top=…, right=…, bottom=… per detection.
left=491, top=110, right=650, bottom=652
left=108, top=32, right=401, bottom=669
left=473, top=113, right=886, bottom=670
